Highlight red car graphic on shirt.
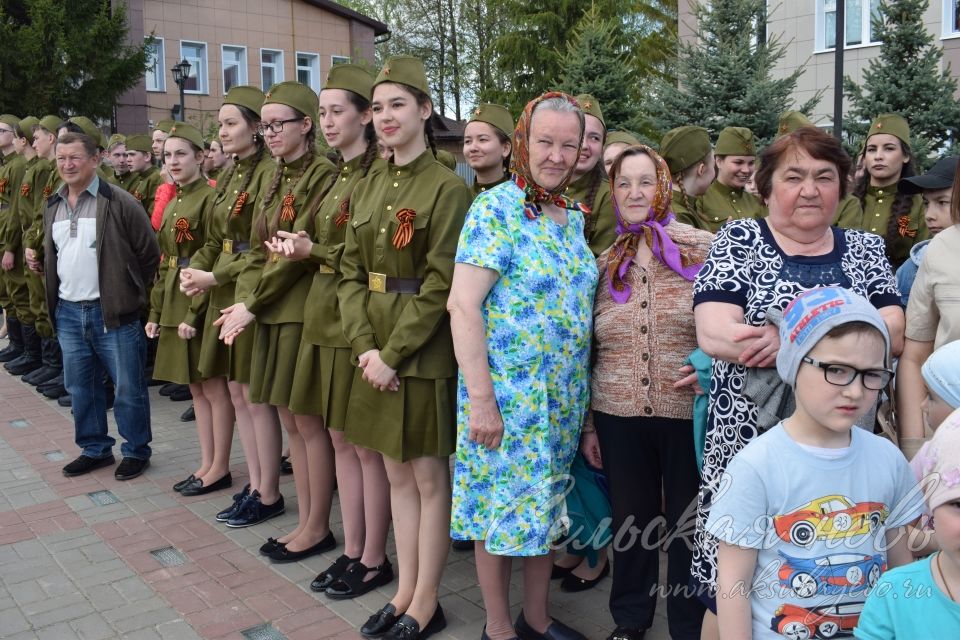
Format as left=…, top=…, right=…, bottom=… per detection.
left=771, top=601, right=863, bottom=639
left=773, top=495, right=888, bottom=546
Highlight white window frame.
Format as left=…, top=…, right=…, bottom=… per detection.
left=145, top=37, right=165, bottom=92
left=814, top=0, right=882, bottom=53
left=221, top=44, right=248, bottom=93
left=331, top=55, right=351, bottom=67
left=180, top=40, right=209, bottom=95
left=296, top=51, right=321, bottom=92
left=260, top=48, right=284, bottom=91
left=942, top=0, right=960, bottom=38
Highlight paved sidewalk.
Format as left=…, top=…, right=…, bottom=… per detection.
left=0, top=346, right=673, bottom=640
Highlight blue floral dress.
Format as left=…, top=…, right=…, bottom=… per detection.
left=450, top=180, right=599, bottom=556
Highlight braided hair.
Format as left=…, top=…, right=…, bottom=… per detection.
left=852, top=139, right=917, bottom=251
left=256, top=110, right=317, bottom=243
left=580, top=161, right=604, bottom=241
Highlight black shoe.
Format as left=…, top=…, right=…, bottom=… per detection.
left=385, top=605, right=446, bottom=640
left=216, top=484, right=250, bottom=522
left=147, top=377, right=166, bottom=387
left=515, top=611, right=586, bottom=640
left=57, top=393, right=72, bottom=407
left=169, top=385, right=192, bottom=402
left=6, top=355, right=41, bottom=375
left=173, top=474, right=196, bottom=492
left=559, top=561, right=609, bottom=593
left=311, top=554, right=360, bottom=592
left=326, top=557, right=395, bottom=599
left=550, top=564, right=575, bottom=580
left=0, top=346, right=22, bottom=362
left=38, top=372, right=64, bottom=394
left=115, top=457, right=150, bottom=481
left=159, top=382, right=178, bottom=396
left=280, top=454, right=293, bottom=474
left=180, top=405, right=195, bottom=421
left=259, top=537, right=285, bottom=556
left=225, top=491, right=284, bottom=528
left=23, top=365, right=59, bottom=386
left=361, top=604, right=400, bottom=638
left=451, top=539, right=473, bottom=551
left=606, top=628, right=646, bottom=640
left=268, top=530, right=336, bottom=563
left=180, top=473, right=232, bottom=496
left=62, top=454, right=115, bottom=477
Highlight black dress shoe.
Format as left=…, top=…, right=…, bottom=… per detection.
left=326, top=557, right=395, bottom=599
left=6, top=356, right=41, bottom=376
left=169, top=385, right=192, bottom=401
left=310, top=554, right=360, bottom=592
left=259, top=537, right=285, bottom=556
left=57, top=393, right=71, bottom=407
left=268, top=530, right=336, bottom=563
left=159, top=382, right=178, bottom=396
left=550, top=564, right=575, bottom=580
left=172, top=474, right=196, bottom=492
left=180, top=405, right=195, bottom=422
left=451, top=539, right=474, bottom=551
left=280, top=454, right=293, bottom=474
left=23, top=365, right=59, bottom=386
left=38, top=372, right=64, bottom=393
left=385, top=605, right=446, bottom=640
left=606, top=627, right=646, bottom=640
left=180, top=472, right=232, bottom=496
left=225, top=491, right=284, bottom=528
left=115, top=457, right=150, bottom=480
left=361, top=604, right=400, bottom=638
left=62, top=454, right=115, bottom=477
left=515, top=611, right=586, bottom=640
left=0, top=346, right=23, bottom=362
left=42, top=380, right=66, bottom=398
left=559, top=561, right=609, bottom=592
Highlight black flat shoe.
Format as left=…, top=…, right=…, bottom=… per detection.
left=385, top=605, right=446, bottom=640
left=169, top=385, right=192, bottom=402
left=62, top=454, right=115, bottom=477
left=550, top=563, right=575, bottom=580
left=268, top=530, right=336, bottom=563
left=115, top=457, right=150, bottom=481
left=515, top=611, right=586, bottom=640
left=361, top=603, right=400, bottom=638
left=325, top=557, right=394, bottom=599
left=180, top=472, right=232, bottom=496
left=606, top=627, right=646, bottom=640
left=280, top=454, right=293, bottom=474
left=451, top=539, right=474, bottom=551
left=560, top=561, right=609, bottom=593
left=216, top=484, right=250, bottom=522
left=225, top=491, right=284, bottom=528
left=180, top=405, right=195, bottom=422
left=172, top=474, right=196, bottom=492
left=310, top=554, right=360, bottom=592
left=159, top=382, right=178, bottom=396
left=259, top=537, right=285, bottom=556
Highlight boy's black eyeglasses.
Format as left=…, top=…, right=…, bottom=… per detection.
left=801, top=356, right=893, bottom=391
left=256, top=118, right=304, bottom=135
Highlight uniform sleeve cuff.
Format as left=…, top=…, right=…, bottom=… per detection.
left=351, top=334, right=378, bottom=356
left=245, top=295, right=263, bottom=315
left=148, top=312, right=160, bottom=324
left=379, top=347, right=402, bottom=370
left=182, top=311, right=198, bottom=328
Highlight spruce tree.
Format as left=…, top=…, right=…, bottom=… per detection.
left=843, top=0, right=960, bottom=167
left=643, top=0, right=820, bottom=146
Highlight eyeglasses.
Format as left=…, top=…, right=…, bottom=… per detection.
left=801, top=356, right=893, bottom=391
left=256, top=118, right=304, bottom=136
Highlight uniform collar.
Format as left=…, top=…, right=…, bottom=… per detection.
left=175, top=176, right=207, bottom=196
left=867, top=183, right=895, bottom=197
left=712, top=181, right=744, bottom=198
left=281, top=151, right=312, bottom=173
left=387, top=149, right=434, bottom=178
left=474, top=174, right=509, bottom=193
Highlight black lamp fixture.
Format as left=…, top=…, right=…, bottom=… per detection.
left=171, top=58, right=192, bottom=122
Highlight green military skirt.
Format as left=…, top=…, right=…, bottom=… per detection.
left=153, top=324, right=204, bottom=385
left=343, top=374, right=457, bottom=462
left=197, top=283, right=253, bottom=384
left=248, top=321, right=302, bottom=407
left=288, top=343, right=354, bottom=430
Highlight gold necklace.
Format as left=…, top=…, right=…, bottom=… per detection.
left=937, top=551, right=957, bottom=602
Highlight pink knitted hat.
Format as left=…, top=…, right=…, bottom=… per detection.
left=917, top=407, right=960, bottom=511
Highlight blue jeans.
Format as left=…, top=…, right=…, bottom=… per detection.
left=55, top=300, right=152, bottom=460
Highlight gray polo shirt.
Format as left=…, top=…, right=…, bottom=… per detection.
left=52, top=176, right=100, bottom=302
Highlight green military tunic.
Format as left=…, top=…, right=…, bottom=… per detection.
left=127, top=166, right=164, bottom=216
left=0, top=151, right=28, bottom=314
left=241, top=152, right=336, bottom=407
left=839, top=185, right=925, bottom=269
left=23, top=167, right=60, bottom=335
left=565, top=171, right=617, bottom=256
left=149, top=178, right=217, bottom=384
left=188, top=150, right=274, bottom=383
left=833, top=194, right=863, bottom=228
left=288, top=154, right=368, bottom=425
left=17, top=157, right=54, bottom=333
left=697, top=181, right=766, bottom=233
left=338, top=150, right=471, bottom=461
left=471, top=174, right=510, bottom=199
left=671, top=189, right=705, bottom=229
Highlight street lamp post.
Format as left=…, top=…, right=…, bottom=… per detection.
left=170, top=58, right=192, bottom=122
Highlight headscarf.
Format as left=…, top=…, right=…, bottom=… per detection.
left=606, top=145, right=704, bottom=303
left=510, top=92, right=587, bottom=220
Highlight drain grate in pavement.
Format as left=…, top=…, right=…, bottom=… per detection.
left=9, top=419, right=30, bottom=428
left=149, top=546, right=188, bottom=567
left=43, top=450, right=65, bottom=461
left=241, top=623, right=287, bottom=640
left=87, top=490, right=119, bottom=506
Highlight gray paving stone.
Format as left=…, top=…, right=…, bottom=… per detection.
left=0, top=606, right=31, bottom=635
left=156, top=619, right=204, bottom=640
left=101, top=595, right=168, bottom=623
left=29, top=600, right=97, bottom=628
left=70, top=612, right=117, bottom=640
left=111, top=607, right=182, bottom=634
left=111, top=575, right=154, bottom=603
left=37, top=621, right=80, bottom=640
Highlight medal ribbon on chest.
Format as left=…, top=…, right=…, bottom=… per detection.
left=897, top=215, right=916, bottom=238
left=392, top=208, right=416, bottom=249
left=335, top=199, right=350, bottom=228
left=0, top=178, right=8, bottom=195
left=42, top=185, right=52, bottom=199
left=132, top=189, right=143, bottom=202
left=232, top=191, right=249, bottom=217
left=20, top=183, right=30, bottom=197
left=174, top=217, right=194, bottom=243
left=280, top=192, right=296, bottom=222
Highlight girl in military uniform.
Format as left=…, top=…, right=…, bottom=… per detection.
left=659, top=126, right=716, bottom=231
left=698, top=126, right=764, bottom=231
left=463, top=104, right=513, bottom=198
left=564, top=94, right=616, bottom=255
left=602, top=130, right=640, bottom=175
left=337, top=56, right=471, bottom=640
left=215, top=82, right=336, bottom=529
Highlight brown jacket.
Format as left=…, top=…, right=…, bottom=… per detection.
left=44, top=178, right=160, bottom=328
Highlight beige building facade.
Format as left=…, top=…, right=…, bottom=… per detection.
left=114, top=0, right=387, bottom=134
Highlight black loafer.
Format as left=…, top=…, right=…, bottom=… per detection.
left=385, top=605, right=446, bottom=640
left=268, top=530, right=336, bottom=563
left=280, top=454, right=293, bottom=474
left=169, top=385, right=192, bottom=402
left=62, top=454, right=115, bottom=477
left=606, top=627, right=646, bottom=640
left=172, top=474, right=196, bottom=492
left=361, top=603, right=400, bottom=638
left=57, top=393, right=72, bottom=407
left=180, top=472, right=232, bottom=496
left=311, top=554, right=360, bottom=592
left=515, top=611, right=586, bottom=640
left=180, top=405, right=195, bottom=422
left=560, top=561, right=609, bottom=592
left=550, top=564, right=575, bottom=580
left=225, top=491, right=285, bottom=528
left=326, top=557, right=395, bottom=599
left=259, top=537, right=285, bottom=556
left=215, top=484, right=250, bottom=522
left=115, top=457, right=150, bottom=481
left=158, top=382, right=178, bottom=396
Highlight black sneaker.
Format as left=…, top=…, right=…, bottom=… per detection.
left=62, top=454, right=115, bottom=477
left=216, top=484, right=250, bottom=522
left=225, top=490, right=285, bottom=528
left=114, top=457, right=150, bottom=480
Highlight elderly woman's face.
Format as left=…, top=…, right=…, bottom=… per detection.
left=865, top=133, right=909, bottom=185
left=528, top=109, right=581, bottom=191
left=613, top=153, right=658, bottom=225
left=766, top=147, right=841, bottom=232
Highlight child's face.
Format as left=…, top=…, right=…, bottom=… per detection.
left=921, top=186, right=953, bottom=236
left=934, top=500, right=960, bottom=558
left=922, top=387, right=955, bottom=432
left=794, top=331, right=886, bottom=436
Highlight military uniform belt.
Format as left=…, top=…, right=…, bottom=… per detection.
left=168, top=256, right=191, bottom=269
left=221, top=239, right=251, bottom=254
left=368, top=272, right=421, bottom=294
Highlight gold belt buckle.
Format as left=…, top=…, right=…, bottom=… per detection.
left=368, top=272, right=386, bottom=293
left=318, top=265, right=334, bottom=274
left=222, top=239, right=233, bottom=254
left=168, top=256, right=177, bottom=269
left=270, top=252, right=280, bottom=263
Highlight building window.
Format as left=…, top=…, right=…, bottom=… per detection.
left=943, top=0, right=960, bottom=35
left=180, top=41, right=208, bottom=94
left=261, top=49, right=284, bottom=91
left=296, top=52, right=320, bottom=92
left=222, top=45, right=247, bottom=93
left=331, top=55, right=351, bottom=66
left=145, top=38, right=165, bottom=92
left=819, top=0, right=881, bottom=50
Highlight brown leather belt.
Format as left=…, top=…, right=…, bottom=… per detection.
left=222, top=239, right=251, bottom=254
left=368, top=272, right=421, bottom=294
